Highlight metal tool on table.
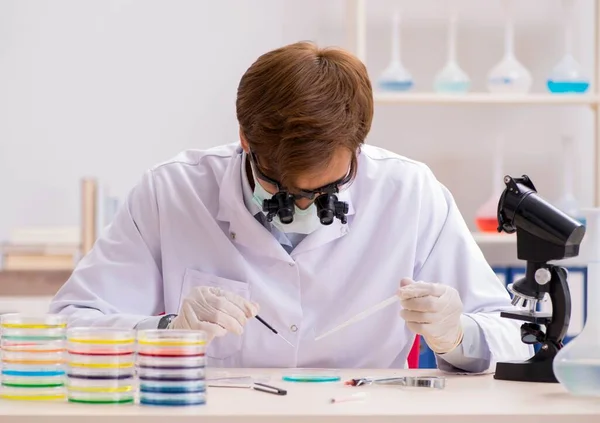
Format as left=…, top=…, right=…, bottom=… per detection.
left=345, top=376, right=446, bottom=389
left=208, top=377, right=287, bottom=396
left=493, top=175, right=585, bottom=383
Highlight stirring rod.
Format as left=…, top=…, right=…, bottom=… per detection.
left=314, top=295, right=399, bottom=341
left=255, top=315, right=295, bottom=347
left=331, top=392, right=368, bottom=404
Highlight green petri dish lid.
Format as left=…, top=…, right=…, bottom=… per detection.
left=282, top=374, right=341, bottom=382
left=282, top=368, right=341, bottom=382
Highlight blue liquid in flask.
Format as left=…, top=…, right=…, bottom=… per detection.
left=547, top=80, right=590, bottom=94
left=434, top=81, right=470, bottom=94
left=379, top=80, right=414, bottom=92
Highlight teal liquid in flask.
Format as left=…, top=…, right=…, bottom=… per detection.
left=554, top=208, right=600, bottom=395
left=434, top=13, right=470, bottom=94
left=547, top=0, right=590, bottom=94
left=547, top=55, right=590, bottom=94
left=378, top=11, right=414, bottom=92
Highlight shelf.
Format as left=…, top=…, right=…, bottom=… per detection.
left=374, top=92, right=600, bottom=106
left=471, top=232, right=516, bottom=245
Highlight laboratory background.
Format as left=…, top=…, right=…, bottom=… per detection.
left=0, top=0, right=597, bottom=368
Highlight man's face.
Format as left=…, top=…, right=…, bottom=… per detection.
left=258, top=148, right=352, bottom=210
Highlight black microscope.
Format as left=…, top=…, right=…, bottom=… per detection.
left=493, top=175, right=586, bottom=383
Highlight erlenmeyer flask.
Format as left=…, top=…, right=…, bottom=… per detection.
left=475, top=136, right=505, bottom=232
left=487, top=0, right=532, bottom=94
left=378, top=11, right=414, bottom=92
left=554, top=136, right=585, bottom=224
left=554, top=208, right=600, bottom=396
left=434, top=13, right=470, bottom=93
left=547, top=0, right=590, bottom=94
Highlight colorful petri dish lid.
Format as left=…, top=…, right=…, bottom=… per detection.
left=137, top=329, right=206, bottom=347
left=0, top=385, right=66, bottom=401
left=0, top=339, right=66, bottom=351
left=68, top=390, right=134, bottom=404
left=136, top=354, right=205, bottom=368
left=68, top=353, right=135, bottom=368
left=137, top=366, right=205, bottom=381
left=0, top=313, right=67, bottom=329
left=67, top=328, right=135, bottom=344
left=139, top=379, right=206, bottom=394
left=1, top=374, right=66, bottom=386
left=1, top=350, right=66, bottom=362
left=140, top=391, right=206, bottom=407
left=282, top=368, right=341, bottom=383
left=1, top=327, right=67, bottom=341
left=67, top=376, right=135, bottom=389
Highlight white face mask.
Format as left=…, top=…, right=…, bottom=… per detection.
left=251, top=170, right=321, bottom=235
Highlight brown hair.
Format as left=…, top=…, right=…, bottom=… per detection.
left=236, top=41, right=373, bottom=191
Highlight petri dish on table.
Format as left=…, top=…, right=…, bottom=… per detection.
left=0, top=314, right=67, bottom=329
left=67, top=328, right=135, bottom=355
left=140, top=391, right=206, bottom=407
left=137, top=366, right=205, bottom=381
left=282, top=368, right=341, bottom=383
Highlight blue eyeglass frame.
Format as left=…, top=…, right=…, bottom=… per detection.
left=249, top=151, right=353, bottom=200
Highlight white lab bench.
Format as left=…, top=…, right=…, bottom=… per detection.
left=0, top=369, right=598, bottom=423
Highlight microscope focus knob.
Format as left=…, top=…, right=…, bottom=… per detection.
left=535, top=268, right=552, bottom=285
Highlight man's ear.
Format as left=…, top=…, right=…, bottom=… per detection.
left=239, top=127, right=250, bottom=153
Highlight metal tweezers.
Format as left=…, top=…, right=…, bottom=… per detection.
left=350, top=376, right=446, bottom=389
left=208, top=379, right=287, bottom=396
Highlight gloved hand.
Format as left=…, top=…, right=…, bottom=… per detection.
left=168, top=286, right=259, bottom=343
left=397, top=278, right=464, bottom=354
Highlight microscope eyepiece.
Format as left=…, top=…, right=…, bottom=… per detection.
left=497, top=175, right=585, bottom=262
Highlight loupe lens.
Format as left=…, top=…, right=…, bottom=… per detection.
left=318, top=209, right=334, bottom=225
left=278, top=208, right=294, bottom=224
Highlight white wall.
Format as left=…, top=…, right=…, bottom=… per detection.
left=0, top=0, right=596, bottom=244
left=0, top=0, right=289, bottom=241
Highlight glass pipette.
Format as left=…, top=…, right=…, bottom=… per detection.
left=255, top=315, right=294, bottom=347
left=314, top=295, right=399, bottom=341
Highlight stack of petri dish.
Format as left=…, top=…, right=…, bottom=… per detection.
left=137, top=329, right=206, bottom=406
left=66, top=328, right=136, bottom=405
left=0, top=313, right=67, bottom=401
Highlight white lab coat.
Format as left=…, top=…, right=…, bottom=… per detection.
left=49, top=143, right=531, bottom=370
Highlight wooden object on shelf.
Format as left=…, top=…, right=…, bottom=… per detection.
left=1, top=245, right=77, bottom=271
left=1, top=244, right=78, bottom=271
left=81, top=178, right=98, bottom=255
left=0, top=270, right=71, bottom=296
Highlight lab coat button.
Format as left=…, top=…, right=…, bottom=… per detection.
left=230, top=232, right=236, bottom=240
left=290, top=325, right=298, bottom=332
left=288, top=262, right=295, bottom=267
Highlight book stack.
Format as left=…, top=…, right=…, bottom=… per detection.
left=0, top=227, right=80, bottom=271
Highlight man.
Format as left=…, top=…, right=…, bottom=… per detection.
left=49, top=41, right=531, bottom=372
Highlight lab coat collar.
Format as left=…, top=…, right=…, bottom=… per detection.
left=217, top=146, right=290, bottom=262
left=217, top=145, right=356, bottom=258
left=238, top=149, right=355, bottom=220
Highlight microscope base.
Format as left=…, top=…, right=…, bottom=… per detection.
left=494, top=359, right=558, bottom=383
